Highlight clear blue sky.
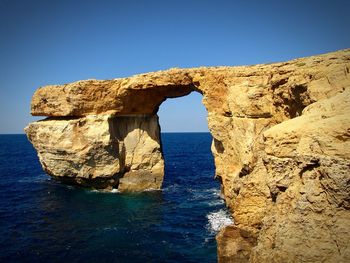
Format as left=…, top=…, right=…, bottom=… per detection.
left=0, top=0, right=349, bottom=133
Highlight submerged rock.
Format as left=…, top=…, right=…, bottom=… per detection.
left=26, top=49, right=350, bottom=262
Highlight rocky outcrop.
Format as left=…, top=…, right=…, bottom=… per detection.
left=25, top=49, right=350, bottom=262
left=216, top=88, right=350, bottom=262
left=247, top=89, right=350, bottom=262
left=25, top=115, right=163, bottom=190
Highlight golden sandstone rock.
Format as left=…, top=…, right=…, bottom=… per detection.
left=25, top=115, right=163, bottom=190
left=25, top=49, right=350, bottom=262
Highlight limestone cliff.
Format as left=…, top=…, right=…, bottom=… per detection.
left=25, top=115, right=163, bottom=191
left=25, top=49, right=350, bottom=262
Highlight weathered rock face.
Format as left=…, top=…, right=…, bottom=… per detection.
left=216, top=88, right=350, bottom=262
left=246, top=89, right=350, bottom=262
left=25, top=49, right=350, bottom=262
left=25, top=115, right=163, bottom=190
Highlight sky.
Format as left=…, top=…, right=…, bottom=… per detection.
left=0, top=0, right=349, bottom=133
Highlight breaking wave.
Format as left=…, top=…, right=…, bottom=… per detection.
left=206, top=209, right=233, bottom=233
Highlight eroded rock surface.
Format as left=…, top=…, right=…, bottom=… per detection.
left=25, top=49, right=350, bottom=262
left=25, top=115, right=163, bottom=191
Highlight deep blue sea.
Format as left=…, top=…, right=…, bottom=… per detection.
left=0, top=133, right=232, bottom=263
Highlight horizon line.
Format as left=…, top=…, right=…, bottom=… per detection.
left=0, top=131, right=211, bottom=135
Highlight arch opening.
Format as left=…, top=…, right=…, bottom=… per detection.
left=153, top=91, right=232, bottom=261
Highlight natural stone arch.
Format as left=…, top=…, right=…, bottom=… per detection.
left=25, top=49, right=350, bottom=262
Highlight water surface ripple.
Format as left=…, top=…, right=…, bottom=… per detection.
left=0, top=133, right=232, bottom=262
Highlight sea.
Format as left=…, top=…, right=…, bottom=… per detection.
left=0, top=133, right=233, bottom=263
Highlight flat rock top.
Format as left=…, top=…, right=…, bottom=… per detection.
left=30, top=49, right=350, bottom=117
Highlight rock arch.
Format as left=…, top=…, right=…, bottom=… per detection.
left=25, top=49, right=350, bottom=262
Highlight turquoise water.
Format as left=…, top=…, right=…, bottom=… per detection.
left=0, top=133, right=231, bottom=262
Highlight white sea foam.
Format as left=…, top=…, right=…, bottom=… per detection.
left=201, top=187, right=221, bottom=197
left=143, top=188, right=161, bottom=192
left=206, top=209, right=233, bottom=233
left=88, top=188, right=120, bottom=194
left=207, top=199, right=224, bottom=207
left=162, top=184, right=180, bottom=192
